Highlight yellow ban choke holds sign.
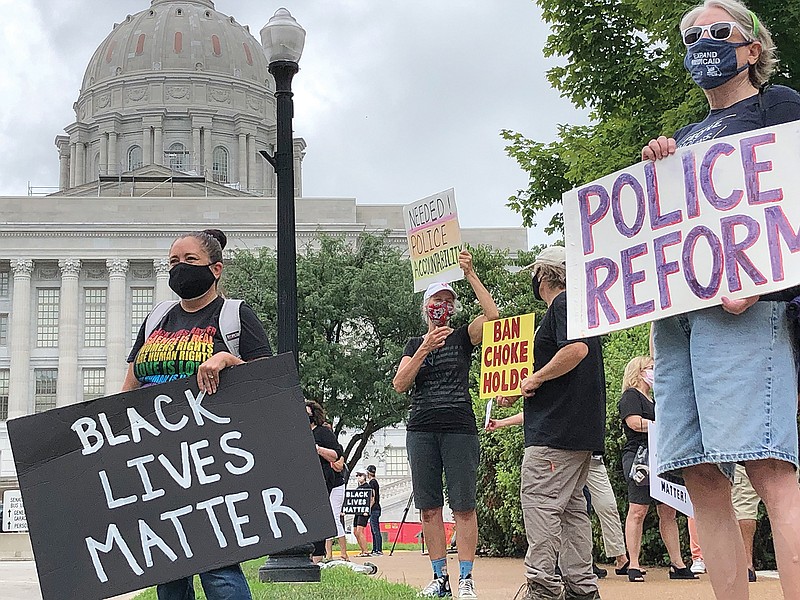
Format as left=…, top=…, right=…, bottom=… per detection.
left=479, top=313, right=535, bottom=399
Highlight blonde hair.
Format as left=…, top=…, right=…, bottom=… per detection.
left=530, top=263, right=567, bottom=289
left=621, top=356, right=653, bottom=393
left=681, top=0, right=778, bottom=87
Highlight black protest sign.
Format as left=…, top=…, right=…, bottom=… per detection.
left=8, top=354, right=335, bottom=600
left=342, top=489, right=372, bottom=515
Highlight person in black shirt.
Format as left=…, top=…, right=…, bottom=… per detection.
left=499, top=245, right=604, bottom=600
left=618, top=357, right=695, bottom=583
left=365, top=465, right=382, bottom=555
left=305, top=401, right=345, bottom=563
left=124, top=229, right=271, bottom=600
left=352, top=470, right=373, bottom=557
left=393, top=250, right=498, bottom=599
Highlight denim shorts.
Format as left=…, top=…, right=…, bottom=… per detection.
left=652, top=302, right=799, bottom=480
left=406, top=430, right=480, bottom=512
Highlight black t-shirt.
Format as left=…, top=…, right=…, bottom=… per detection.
left=618, top=388, right=655, bottom=455
left=128, top=297, right=272, bottom=386
left=313, top=425, right=344, bottom=492
left=368, top=478, right=381, bottom=511
left=403, top=325, right=477, bottom=434
left=523, top=291, right=606, bottom=451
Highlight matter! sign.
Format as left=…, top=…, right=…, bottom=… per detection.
left=7, top=354, right=335, bottom=600
left=480, top=314, right=535, bottom=398
left=563, top=121, right=800, bottom=338
left=403, top=188, right=464, bottom=292
left=648, top=427, right=693, bottom=517
left=2, top=490, right=27, bottom=532
left=342, top=489, right=372, bottom=515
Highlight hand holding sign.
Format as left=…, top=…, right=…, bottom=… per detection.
left=641, top=135, right=677, bottom=161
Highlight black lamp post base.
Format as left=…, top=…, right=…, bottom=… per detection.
left=258, top=545, right=320, bottom=583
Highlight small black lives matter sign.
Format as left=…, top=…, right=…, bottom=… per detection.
left=342, top=489, right=373, bottom=515
left=8, top=354, right=335, bottom=600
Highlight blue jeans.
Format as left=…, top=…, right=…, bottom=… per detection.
left=369, top=508, right=382, bottom=553
left=156, top=564, right=252, bottom=600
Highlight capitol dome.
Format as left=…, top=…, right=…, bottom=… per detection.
left=55, top=0, right=304, bottom=199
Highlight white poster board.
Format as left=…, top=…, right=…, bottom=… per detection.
left=403, top=188, right=464, bottom=292
left=563, top=121, right=800, bottom=338
left=648, top=426, right=694, bottom=517
left=2, top=489, right=28, bottom=532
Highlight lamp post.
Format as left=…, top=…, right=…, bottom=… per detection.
left=258, top=8, right=318, bottom=583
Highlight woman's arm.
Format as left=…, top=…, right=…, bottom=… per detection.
left=624, top=415, right=652, bottom=433
left=485, top=412, right=524, bottom=431
left=316, top=444, right=340, bottom=462
left=121, top=364, right=141, bottom=392
left=460, top=250, right=500, bottom=345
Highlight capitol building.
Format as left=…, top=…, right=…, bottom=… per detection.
left=0, top=0, right=526, bottom=552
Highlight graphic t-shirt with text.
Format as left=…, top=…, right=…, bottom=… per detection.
left=128, top=296, right=272, bottom=386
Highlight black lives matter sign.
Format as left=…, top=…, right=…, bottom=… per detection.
left=341, top=489, right=373, bottom=515
left=8, top=354, right=335, bottom=600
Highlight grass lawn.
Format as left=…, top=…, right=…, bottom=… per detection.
left=132, top=557, right=420, bottom=600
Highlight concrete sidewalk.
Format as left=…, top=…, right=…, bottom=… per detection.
left=0, top=560, right=138, bottom=600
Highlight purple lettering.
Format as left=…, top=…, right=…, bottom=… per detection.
left=700, top=142, right=743, bottom=210
left=682, top=226, right=723, bottom=299
left=585, top=257, right=620, bottom=329
left=611, top=173, right=646, bottom=238
left=764, top=206, right=800, bottom=282
left=621, top=243, right=655, bottom=318
left=645, top=161, right=682, bottom=229
left=682, top=151, right=701, bottom=219
left=740, top=133, right=783, bottom=205
left=653, top=231, right=682, bottom=309
left=720, top=215, right=766, bottom=292
left=578, top=185, right=610, bottom=255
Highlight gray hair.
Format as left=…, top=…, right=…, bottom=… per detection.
left=530, top=263, right=566, bottom=289
left=681, top=0, right=777, bottom=87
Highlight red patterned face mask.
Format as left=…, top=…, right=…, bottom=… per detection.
left=427, top=300, right=455, bottom=326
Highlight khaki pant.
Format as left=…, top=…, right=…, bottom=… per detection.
left=586, top=456, right=626, bottom=559
left=521, top=446, right=597, bottom=597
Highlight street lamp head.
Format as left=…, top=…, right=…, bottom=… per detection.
left=260, top=8, right=306, bottom=65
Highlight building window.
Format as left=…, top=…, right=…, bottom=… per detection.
left=36, top=288, right=60, bottom=347
left=167, top=142, right=187, bottom=172
left=0, top=369, right=8, bottom=420
left=128, top=145, right=143, bottom=171
left=385, top=447, right=409, bottom=477
left=84, top=288, right=107, bottom=347
left=0, top=270, right=8, bottom=297
left=83, top=368, right=105, bottom=401
left=131, top=287, right=154, bottom=345
left=34, top=369, right=58, bottom=413
left=212, top=146, right=229, bottom=183
left=0, top=313, right=7, bottom=346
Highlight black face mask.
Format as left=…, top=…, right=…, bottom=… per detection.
left=532, top=275, right=543, bottom=302
left=168, top=262, right=217, bottom=300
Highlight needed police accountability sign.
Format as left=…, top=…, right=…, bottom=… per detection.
left=7, top=354, right=335, bottom=600
left=563, top=121, right=800, bottom=338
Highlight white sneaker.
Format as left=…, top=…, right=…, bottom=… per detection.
left=690, top=559, right=706, bottom=574
left=419, top=575, right=452, bottom=597
left=459, top=575, right=478, bottom=598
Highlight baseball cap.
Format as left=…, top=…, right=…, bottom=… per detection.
left=366, top=464, right=377, bottom=474
left=523, top=246, right=566, bottom=271
left=355, top=469, right=367, bottom=476
left=423, top=282, right=458, bottom=302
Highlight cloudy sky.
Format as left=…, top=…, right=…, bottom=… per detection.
left=0, top=0, right=586, bottom=246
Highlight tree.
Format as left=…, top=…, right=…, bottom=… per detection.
left=223, top=232, right=421, bottom=471
left=503, top=0, right=800, bottom=234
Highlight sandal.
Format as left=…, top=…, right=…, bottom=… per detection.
left=616, top=561, right=646, bottom=576
left=627, top=568, right=645, bottom=582
left=357, top=552, right=371, bottom=557
left=669, top=564, right=699, bottom=580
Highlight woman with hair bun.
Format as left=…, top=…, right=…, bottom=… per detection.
left=123, top=229, right=272, bottom=600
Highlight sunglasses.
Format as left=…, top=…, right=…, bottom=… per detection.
left=681, top=21, right=748, bottom=46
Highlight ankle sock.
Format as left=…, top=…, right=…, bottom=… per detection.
left=431, top=557, right=447, bottom=578
left=459, top=560, right=473, bottom=579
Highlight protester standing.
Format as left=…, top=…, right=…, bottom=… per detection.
left=643, top=2, right=800, bottom=598
left=353, top=470, right=374, bottom=557
left=124, top=229, right=271, bottom=600
left=393, top=249, right=499, bottom=599
left=499, top=245, right=605, bottom=600
left=366, top=465, right=383, bottom=555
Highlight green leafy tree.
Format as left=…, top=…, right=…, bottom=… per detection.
left=223, top=232, right=421, bottom=471
left=503, top=0, right=800, bottom=234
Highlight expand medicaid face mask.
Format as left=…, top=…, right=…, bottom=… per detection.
left=684, top=38, right=750, bottom=89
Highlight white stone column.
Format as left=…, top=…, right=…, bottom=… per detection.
left=56, top=259, right=81, bottom=407
left=238, top=133, right=247, bottom=188
left=8, top=259, right=33, bottom=419
left=192, top=127, right=201, bottom=171
left=154, top=127, right=164, bottom=166
left=75, top=142, right=85, bottom=186
left=143, top=127, right=153, bottom=166
left=59, top=151, right=70, bottom=191
left=105, top=259, right=128, bottom=393
left=108, top=132, right=118, bottom=174
left=99, top=134, right=108, bottom=177
left=248, top=134, right=259, bottom=193
left=69, top=143, right=77, bottom=188
left=154, top=258, right=172, bottom=304
left=203, top=129, right=212, bottom=178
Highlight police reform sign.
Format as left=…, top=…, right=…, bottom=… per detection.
left=403, top=188, right=464, bottom=292
left=480, top=314, right=535, bottom=398
left=563, top=121, right=800, bottom=338
left=7, top=354, right=335, bottom=600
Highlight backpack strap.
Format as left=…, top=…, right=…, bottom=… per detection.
left=219, top=299, right=243, bottom=358
left=758, top=83, right=772, bottom=127
left=144, top=300, right=180, bottom=341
